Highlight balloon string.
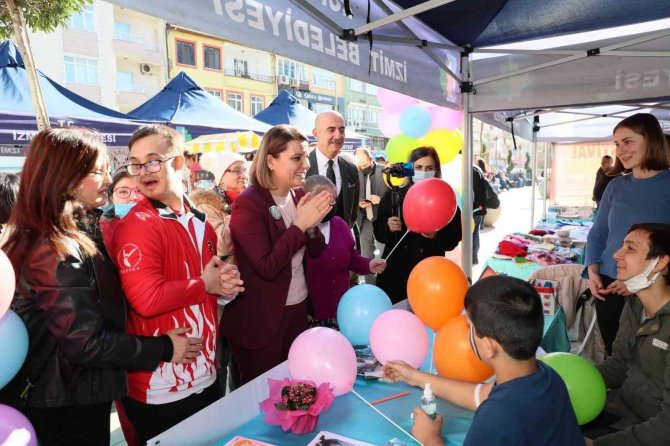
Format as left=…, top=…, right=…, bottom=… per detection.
left=382, top=230, right=410, bottom=263
left=429, top=330, right=435, bottom=375
left=351, top=389, right=424, bottom=446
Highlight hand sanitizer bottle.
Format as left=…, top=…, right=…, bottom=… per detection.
left=421, top=383, right=437, bottom=420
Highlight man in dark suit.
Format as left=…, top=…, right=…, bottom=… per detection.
left=308, top=111, right=360, bottom=228
left=354, top=147, right=388, bottom=283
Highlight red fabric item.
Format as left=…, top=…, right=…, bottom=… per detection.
left=529, top=229, right=547, bottom=236
left=498, top=240, right=528, bottom=257
left=226, top=190, right=242, bottom=203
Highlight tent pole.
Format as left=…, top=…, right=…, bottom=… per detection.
left=530, top=117, right=539, bottom=230
left=542, top=142, right=549, bottom=221
left=460, top=52, right=473, bottom=278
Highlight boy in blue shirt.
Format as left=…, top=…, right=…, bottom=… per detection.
left=384, top=276, right=585, bottom=445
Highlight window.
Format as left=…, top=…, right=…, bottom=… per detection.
left=114, top=21, right=131, bottom=41
left=250, top=95, right=264, bottom=115
left=366, top=109, right=379, bottom=125
left=347, top=106, right=366, bottom=127
left=68, top=5, right=94, bottom=31
left=117, top=71, right=134, bottom=92
left=227, top=92, right=243, bottom=112
left=277, top=58, right=307, bottom=81
left=349, top=79, right=364, bottom=92
left=365, top=83, right=378, bottom=95
left=234, top=59, right=249, bottom=77
left=206, top=89, right=222, bottom=100
left=312, top=69, right=336, bottom=89
left=314, top=103, right=333, bottom=114
left=203, top=46, right=221, bottom=70
left=64, top=56, right=98, bottom=85
left=176, top=40, right=195, bottom=66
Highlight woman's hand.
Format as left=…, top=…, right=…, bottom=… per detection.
left=587, top=264, right=606, bottom=301
left=166, top=327, right=203, bottom=364
left=602, top=280, right=633, bottom=296
left=369, top=259, right=387, bottom=274
left=387, top=216, right=402, bottom=232
left=294, top=191, right=332, bottom=232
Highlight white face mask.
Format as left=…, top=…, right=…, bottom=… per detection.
left=624, top=257, right=661, bottom=294
left=412, top=170, right=435, bottom=183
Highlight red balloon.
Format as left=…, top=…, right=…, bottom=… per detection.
left=403, top=178, right=457, bottom=233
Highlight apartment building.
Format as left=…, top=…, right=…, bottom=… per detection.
left=343, top=79, right=386, bottom=150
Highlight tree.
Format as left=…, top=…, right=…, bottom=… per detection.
left=0, top=0, right=92, bottom=130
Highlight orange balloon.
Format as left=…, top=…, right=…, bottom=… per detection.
left=434, top=315, right=494, bottom=383
left=407, top=256, right=468, bottom=330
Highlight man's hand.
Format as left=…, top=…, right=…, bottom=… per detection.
left=219, top=263, right=244, bottom=298
left=165, top=327, right=203, bottom=364
left=201, top=257, right=225, bottom=294
left=359, top=200, right=372, bottom=209
left=383, top=360, right=418, bottom=386
left=368, top=194, right=381, bottom=205
left=388, top=216, right=402, bottom=232
left=411, top=408, right=444, bottom=446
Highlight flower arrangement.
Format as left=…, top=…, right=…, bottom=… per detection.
left=259, top=378, right=334, bottom=434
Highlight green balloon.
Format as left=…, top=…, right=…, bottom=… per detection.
left=385, top=134, right=418, bottom=163
left=539, top=352, right=606, bottom=425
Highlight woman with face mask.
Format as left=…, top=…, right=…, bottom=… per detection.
left=99, top=170, right=143, bottom=249
left=583, top=223, right=670, bottom=446
left=585, top=113, right=670, bottom=356
left=303, top=175, right=387, bottom=329
left=373, top=146, right=463, bottom=304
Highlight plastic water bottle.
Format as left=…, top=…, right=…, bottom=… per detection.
left=421, top=383, right=437, bottom=420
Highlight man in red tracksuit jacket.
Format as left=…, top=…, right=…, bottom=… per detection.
left=112, top=125, right=244, bottom=444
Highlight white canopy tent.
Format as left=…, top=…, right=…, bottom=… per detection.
left=106, top=0, right=670, bottom=277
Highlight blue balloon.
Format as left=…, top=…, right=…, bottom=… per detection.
left=337, top=284, right=392, bottom=346
left=0, top=310, right=29, bottom=390
left=399, top=105, right=432, bottom=139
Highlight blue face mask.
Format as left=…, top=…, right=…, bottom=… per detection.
left=412, top=170, right=435, bottom=183
left=114, top=202, right=136, bottom=218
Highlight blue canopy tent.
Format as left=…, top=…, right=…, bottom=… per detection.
left=108, top=0, right=670, bottom=278
left=129, top=72, right=270, bottom=138
left=0, top=40, right=145, bottom=151
left=253, top=90, right=369, bottom=150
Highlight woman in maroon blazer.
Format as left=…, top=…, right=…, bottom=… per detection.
left=220, top=125, right=333, bottom=384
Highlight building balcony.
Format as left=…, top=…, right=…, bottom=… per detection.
left=276, top=74, right=310, bottom=91
left=117, top=86, right=150, bottom=110
left=113, top=32, right=162, bottom=63
left=224, top=68, right=274, bottom=83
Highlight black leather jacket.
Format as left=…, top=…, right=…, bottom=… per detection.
left=7, top=213, right=171, bottom=408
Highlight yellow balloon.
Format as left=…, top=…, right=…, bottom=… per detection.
left=420, top=129, right=462, bottom=164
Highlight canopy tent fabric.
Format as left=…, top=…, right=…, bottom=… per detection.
left=185, top=131, right=260, bottom=154
left=0, top=40, right=144, bottom=147
left=105, top=0, right=670, bottom=277
left=253, top=90, right=370, bottom=150
left=129, top=72, right=270, bottom=135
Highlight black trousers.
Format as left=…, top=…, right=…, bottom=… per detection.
left=596, top=274, right=627, bottom=355
left=24, top=402, right=111, bottom=446
left=122, top=382, right=221, bottom=445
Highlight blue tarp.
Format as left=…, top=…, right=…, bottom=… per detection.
left=0, top=40, right=144, bottom=147
left=254, top=90, right=368, bottom=149
left=129, top=72, right=270, bottom=136
left=390, top=0, right=670, bottom=47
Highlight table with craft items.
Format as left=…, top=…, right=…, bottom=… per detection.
left=146, top=308, right=567, bottom=446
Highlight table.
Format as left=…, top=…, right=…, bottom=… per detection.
left=484, top=258, right=570, bottom=354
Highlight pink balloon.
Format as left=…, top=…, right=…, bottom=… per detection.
left=377, top=88, right=418, bottom=113
left=288, top=327, right=357, bottom=397
left=429, top=106, right=464, bottom=131
left=0, top=404, right=37, bottom=446
left=370, top=310, right=429, bottom=368
left=0, top=251, right=15, bottom=319
left=377, top=111, right=402, bottom=138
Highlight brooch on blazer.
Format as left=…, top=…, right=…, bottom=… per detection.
left=269, top=205, right=282, bottom=220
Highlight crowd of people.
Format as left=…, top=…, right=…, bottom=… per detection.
left=0, top=112, right=668, bottom=446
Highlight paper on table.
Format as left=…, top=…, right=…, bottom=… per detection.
left=306, top=431, right=376, bottom=446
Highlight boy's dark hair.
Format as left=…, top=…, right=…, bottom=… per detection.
left=628, top=223, right=670, bottom=286
left=0, top=172, right=19, bottom=224
left=465, top=276, right=543, bottom=360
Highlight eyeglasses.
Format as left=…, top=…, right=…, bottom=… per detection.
left=126, top=157, right=175, bottom=176
left=113, top=186, right=142, bottom=199
left=226, top=167, right=248, bottom=176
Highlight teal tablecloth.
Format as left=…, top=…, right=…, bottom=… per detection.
left=213, top=377, right=473, bottom=446
left=485, top=258, right=570, bottom=354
